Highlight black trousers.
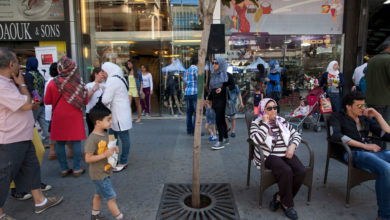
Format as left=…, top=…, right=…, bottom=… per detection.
left=0, top=141, right=41, bottom=207
left=214, top=105, right=228, bottom=142
left=264, top=155, right=306, bottom=207
left=86, top=113, right=94, bottom=135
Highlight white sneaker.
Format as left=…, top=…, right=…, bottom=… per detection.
left=146, top=113, right=151, bottom=118
left=211, top=142, right=225, bottom=150
left=141, top=110, right=146, bottom=116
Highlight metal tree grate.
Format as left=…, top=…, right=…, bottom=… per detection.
left=156, top=183, right=240, bottom=220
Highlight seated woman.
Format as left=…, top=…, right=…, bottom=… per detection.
left=249, top=98, right=306, bottom=220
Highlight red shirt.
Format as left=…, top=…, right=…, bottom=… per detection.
left=44, top=80, right=87, bottom=141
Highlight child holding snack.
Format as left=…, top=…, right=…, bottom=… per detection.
left=84, top=102, right=124, bottom=220
left=205, top=99, right=217, bottom=141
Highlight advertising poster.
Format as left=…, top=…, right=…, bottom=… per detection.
left=0, top=0, right=64, bottom=21
left=221, top=0, right=344, bottom=35
left=35, top=46, right=57, bottom=81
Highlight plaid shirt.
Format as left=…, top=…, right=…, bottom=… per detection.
left=183, top=65, right=198, bottom=96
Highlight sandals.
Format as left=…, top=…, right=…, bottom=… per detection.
left=61, top=169, right=73, bottom=177
left=72, top=168, right=86, bottom=177
left=113, top=164, right=128, bottom=173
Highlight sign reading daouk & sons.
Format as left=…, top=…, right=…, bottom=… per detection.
left=0, top=21, right=66, bottom=41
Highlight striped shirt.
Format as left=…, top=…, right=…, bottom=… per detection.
left=249, top=116, right=301, bottom=169
left=183, top=65, right=198, bottom=96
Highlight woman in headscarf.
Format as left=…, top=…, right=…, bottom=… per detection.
left=319, top=60, right=344, bottom=112
left=44, top=56, right=88, bottom=177
left=208, top=56, right=235, bottom=150
left=249, top=98, right=305, bottom=220
left=102, top=62, right=132, bottom=172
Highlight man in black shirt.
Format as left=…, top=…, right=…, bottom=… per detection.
left=329, top=91, right=390, bottom=220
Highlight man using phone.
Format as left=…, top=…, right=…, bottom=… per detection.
left=329, top=91, right=390, bottom=220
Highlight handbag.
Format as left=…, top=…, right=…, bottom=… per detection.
left=48, top=94, right=62, bottom=132
left=225, top=88, right=236, bottom=116
left=320, top=97, right=332, bottom=113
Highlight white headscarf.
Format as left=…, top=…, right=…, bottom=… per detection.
left=102, top=62, right=123, bottom=77
left=326, top=61, right=339, bottom=76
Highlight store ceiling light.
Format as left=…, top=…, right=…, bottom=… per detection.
left=96, top=41, right=135, bottom=44
left=301, top=42, right=311, bottom=46
left=384, top=0, right=390, bottom=4
left=172, top=40, right=201, bottom=43
left=163, top=54, right=180, bottom=57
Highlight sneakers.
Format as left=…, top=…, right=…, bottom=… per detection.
left=211, top=141, right=225, bottom=150
left=41, top=183, right=52, bottom=192
left=11, top=188, right=32, bottom=200
left=34, top=196, right=63, bottom=214
left=231, top=132, right=236, bottom=138
left=223, top=138, right=229, bottom=145
left=145, top=113, right=151, bottom=118
left=91, top=214, right=107, bottom=220
left=0, top=214, right=16, bottom=220
left=209, top=136, right=217, bottom=141
left=141, top=110, right=145, bottom=116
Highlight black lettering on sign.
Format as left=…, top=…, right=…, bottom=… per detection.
left=0, top=22, right=65, bottom=41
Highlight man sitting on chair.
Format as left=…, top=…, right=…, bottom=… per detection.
left=329, top=91, right=390, bottom=220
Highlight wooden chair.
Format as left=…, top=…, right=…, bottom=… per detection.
left=245, top=112, right=314, bottom=207
left=323, top=114, right=376, bottom=207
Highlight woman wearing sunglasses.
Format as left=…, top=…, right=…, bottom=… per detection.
left=208, top=57, right=235, bottom=150
left=250, top=98, right=305, bottom=220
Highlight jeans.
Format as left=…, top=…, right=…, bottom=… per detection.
left=109, top=129, right=131, bottom=164
left=56, top=141, right=82, bottom=171
left=93, top=177, right=116, bottom=201
left=185, top=95, right=197, bottom=134
left=34, top=105, right=50, bottom=145
left=346, top=150, right=390, bottom=219
left=328, top=92, right=342, bottom=113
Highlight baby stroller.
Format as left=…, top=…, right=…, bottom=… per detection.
left=287, top=87, right=325, bottom=133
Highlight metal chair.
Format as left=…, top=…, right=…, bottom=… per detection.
left=245, top=112, right=314, bottom=207
left=323, top=114, right=376, bottom=207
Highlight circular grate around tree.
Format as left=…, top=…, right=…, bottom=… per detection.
left=156, top=183, right=240, bottom=220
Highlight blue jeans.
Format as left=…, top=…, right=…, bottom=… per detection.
left=34, top=105, right=50, bottom=145
left=185, top=95, right=197, bottom=134
left=328, top=92, right=342, bottom=112
left=93, top=177, right=116, bottom=201
left=345, top=150, right=390, bottom=219
left=109, top=129, right=130, bottom=164
left=56, top=141, right=82, bottom=171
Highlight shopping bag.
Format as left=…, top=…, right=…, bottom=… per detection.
left=320, top=97, right=332, bottom=113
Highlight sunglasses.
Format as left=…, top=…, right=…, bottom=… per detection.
left=356, top=104, right=367, bottom=109
left=212, top=61, right=219, bottom=65
left=265, top=106, right=278, bottom=111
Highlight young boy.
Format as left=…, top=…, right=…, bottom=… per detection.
left=253, top=85, right=263, bottom=115
left=205, top=99, right=217, bottom=141
left=85, top=102, right=123, bottom=220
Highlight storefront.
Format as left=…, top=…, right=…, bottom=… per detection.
left=0, top=0, right=71, bottom=80
left=79, top=0, right=202, bottom=116
left=220, top=0, right=344, bottom=107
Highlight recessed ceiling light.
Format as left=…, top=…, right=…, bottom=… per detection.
left=384, top=0, right=390, bottom=4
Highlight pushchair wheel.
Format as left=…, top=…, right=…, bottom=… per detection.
left=303, top=123, right=311, bottom=129
left=314, top=125, right=321, bottom=132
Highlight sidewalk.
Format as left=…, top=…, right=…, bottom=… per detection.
left=4, top=119, right=377, bottom=220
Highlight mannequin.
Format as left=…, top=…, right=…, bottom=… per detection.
left=164, top=72, right=184, bottom=115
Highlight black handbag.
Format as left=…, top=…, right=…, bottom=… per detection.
left=225, top=87, right=236, bottom=116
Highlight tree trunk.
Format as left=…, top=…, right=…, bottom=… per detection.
left=192, top=0, right=217, bottom=208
